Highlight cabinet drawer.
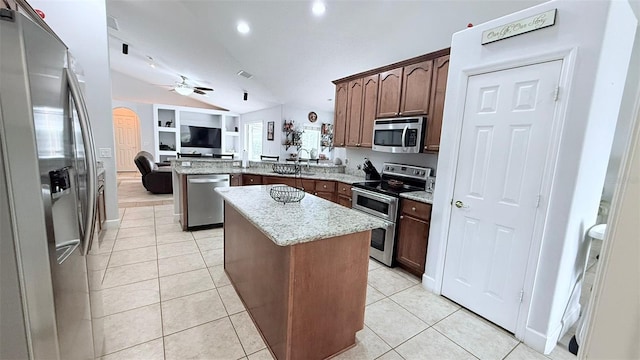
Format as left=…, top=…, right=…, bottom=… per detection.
left=243, top=174, right=262, bottom=185
left=315, top=180, right=336, bottom=192
left=337, top=182, right=352, bottom=197
left=400, top=199, right=431, bottom=221
left=300, top=179, right=316, bottom=193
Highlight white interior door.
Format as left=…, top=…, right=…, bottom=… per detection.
left=442, top=60, right=563, bottom=332
left=113, top=108, right=140, bottom=172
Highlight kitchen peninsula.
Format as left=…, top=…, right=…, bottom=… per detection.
left=216, top=185, right=386, bottom=360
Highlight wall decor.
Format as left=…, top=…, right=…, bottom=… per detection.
left=308, top=111, right=318, bottom=123
left=267, top=121, right=275, bottom=141
left=481, top=9, right=556, bottom=45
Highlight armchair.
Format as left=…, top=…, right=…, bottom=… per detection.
left=134, top=151, right=173, bottom=194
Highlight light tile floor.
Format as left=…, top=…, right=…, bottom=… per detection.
left=117, top=172, right=173, bottom=208
left=90, top=204, right=576, bottom=360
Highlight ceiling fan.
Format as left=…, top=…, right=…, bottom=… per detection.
left=172, top=75, right=213, bottom=96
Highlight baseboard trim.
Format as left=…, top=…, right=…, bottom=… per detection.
left=104, top=219, right=120, bottom=229
left=524, top=319, right=566, bottom=355
left=422, top=274, right=438, bottom=293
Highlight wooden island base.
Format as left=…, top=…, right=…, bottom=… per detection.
left=224, top=203, right=370, bottom=360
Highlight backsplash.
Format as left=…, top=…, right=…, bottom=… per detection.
left=335, top=147, right=439, bottom=177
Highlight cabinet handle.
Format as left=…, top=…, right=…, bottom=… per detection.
left=323, top=185, right=327, bottom=189
left=399, top=112, right=403, bottom=116
left=400, top=215, right=404, bottom=219
left=314, top=192, right=318, bottom=195
left=342, top=188, right=346, bottom=191
left=250, top=179, right=254, bottom=182
left=412, top=207, right=416, bottom=211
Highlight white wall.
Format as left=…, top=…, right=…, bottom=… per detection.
left=427, top=0, right=637, bottom=354
left=111, top=100, right=154, bottom=154
left=240, top=104, right=334, bottom=160
left=30, top=0, right=119, bottom=222
left=582, top=77, right=640, bottom=359
left=601, top=1, right=640, bottom=210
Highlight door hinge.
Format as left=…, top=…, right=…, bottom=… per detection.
left=553, top=86, right=560, bottom=101
left=536, top=195, right=542, bottom=208
left=519, top=289, right=524, bottom=303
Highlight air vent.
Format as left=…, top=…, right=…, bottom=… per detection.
left=107, top=15, right=119, bottom=31
left=237, top=70, right=253, bottom=79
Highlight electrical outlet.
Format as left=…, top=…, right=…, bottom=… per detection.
left=183, top=161, right=191, bottom=167
left=99, top=148, right=112, bottom=158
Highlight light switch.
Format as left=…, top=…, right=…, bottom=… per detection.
left=99, top=148, right=112, bottom=158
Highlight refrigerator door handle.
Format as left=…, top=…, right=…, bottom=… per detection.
left=55, top=239, right=81, bottom=264
left=65, top=68, right=97, bottom=255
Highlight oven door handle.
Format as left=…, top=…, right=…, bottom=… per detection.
left=401, top=125, right=408, bottom=148
left=352, top=188, right=396, bottom=205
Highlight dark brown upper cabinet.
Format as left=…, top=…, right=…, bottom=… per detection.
left=333, top=82, right=348, bottom=147
left=332, top=48, right=449, bottom=151
left=424, top=55, right=450, bottom=152
left=400, top=60, right=433, bottom=117
left=376, top=68, right=403, bottom=118
left=346, top=79, right=364, bottom=147
left=359, top=74, right=379, bottom=148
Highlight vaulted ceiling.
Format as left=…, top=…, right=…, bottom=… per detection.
left=106, top=0, right=544, bottom=114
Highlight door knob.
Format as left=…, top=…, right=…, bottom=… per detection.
left=454, top=200, right=465, bottom=208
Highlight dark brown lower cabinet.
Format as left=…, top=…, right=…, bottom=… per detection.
left=395, top=199, right=431, bottom=276
left=230, top=174, right=241, bottom=186
left=337, top=195, right=352, bottom=208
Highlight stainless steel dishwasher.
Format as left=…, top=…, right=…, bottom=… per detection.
left=186, top=174, right=230, bottom=228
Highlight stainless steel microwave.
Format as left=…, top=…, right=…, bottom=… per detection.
left=371, top=116, right=426, bottom=153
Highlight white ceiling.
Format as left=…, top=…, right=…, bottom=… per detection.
left=106, top=0, right=545, bottom=114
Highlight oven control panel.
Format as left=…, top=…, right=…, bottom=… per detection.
left=382, top=162, right=432, bottom=181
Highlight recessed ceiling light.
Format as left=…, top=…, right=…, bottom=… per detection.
left=237, top=21, right=250, bottom=34
left=312, top=1, right=326, bottom=16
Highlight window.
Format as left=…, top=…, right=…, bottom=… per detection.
left=300, top=126, right=321, bottom=151
left=244, top=122, right=263, bottom=161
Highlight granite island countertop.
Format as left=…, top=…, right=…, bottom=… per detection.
left=216, top=185, right=387, bottom=246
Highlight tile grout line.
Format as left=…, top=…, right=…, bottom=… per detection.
left=152, top=206, right=168, bottom=360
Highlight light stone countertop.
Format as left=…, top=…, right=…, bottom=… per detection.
left=175, top=166, right=368, bottom=185
left=400, top=191, right=434, bottom=204
left=216, top=185, right=388, bottom=247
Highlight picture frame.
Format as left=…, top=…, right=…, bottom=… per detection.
left=267, top=121, right=275, bottom=141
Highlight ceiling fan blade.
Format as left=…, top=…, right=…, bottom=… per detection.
left=194, top=86, right=213, bottom=92
left=193, top=89, right=207, bottom=95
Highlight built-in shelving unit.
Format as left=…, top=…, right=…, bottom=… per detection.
left=153, top=104, right=240, bottom=162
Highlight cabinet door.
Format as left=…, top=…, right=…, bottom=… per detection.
left=400, top=60, right=433, bottom=117
left=230, top=174, right=241, bottom=186
left=337, top=195, right=352, bottom=208
left=396, top=214, right=430, bottom=276
left=263, top=176, right=297, bottom=187
left=360, top=74, right=379, bottom=148
left=376, top=68, right=403, bottom=118
left=346, top=79, right=364, bottom=147
left=425, top=55, right=449, bottom=152
left=333, top=82, right=349, bottom=147
left=315, top=191, right=336, bottom=203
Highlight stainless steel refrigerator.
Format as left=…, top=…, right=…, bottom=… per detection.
left=0, top=5, right=99, bottom=360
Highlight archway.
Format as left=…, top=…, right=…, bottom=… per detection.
left=112, top=107, right=141, bottom=172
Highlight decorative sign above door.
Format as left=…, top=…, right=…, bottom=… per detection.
left=481, top=9, right=556, bottom=45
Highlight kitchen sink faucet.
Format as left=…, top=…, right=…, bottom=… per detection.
left=297, top=148, right=311, bottom=171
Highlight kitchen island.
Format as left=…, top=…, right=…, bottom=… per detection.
left=216, top=185, right=386, bottom=360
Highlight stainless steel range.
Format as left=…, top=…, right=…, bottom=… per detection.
left=351, top=162, right=432, bottom=266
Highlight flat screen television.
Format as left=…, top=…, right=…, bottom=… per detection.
left=180, top=125, right=221, bottom=149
